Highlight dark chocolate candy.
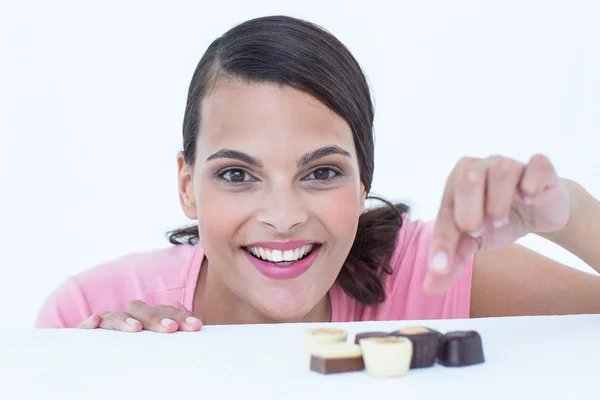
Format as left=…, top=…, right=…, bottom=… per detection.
left=436, top=331, right=485, bottom=367
left=310, top=355, right=365, bottom=374
left=388, top=326, right=442, bottom=369
left=354, top=332, right=389, bottom=345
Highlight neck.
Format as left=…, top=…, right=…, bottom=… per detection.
left=192, top=257, right=331, bottom=325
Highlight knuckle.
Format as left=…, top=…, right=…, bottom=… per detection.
left=490, top=158, right=513, bottom=178
left=124, top=300, right=145, bottom=314
left=458, top=156, right=476, bottom=167
left=155, top=304, right=181, bottom=316
left=99, top=311, right=118, bottom=321
left=173, top=310, right=190, bottom=322
left=533, top=153, right=552, bottom=169
left=459, top=169, right=482, bottom=190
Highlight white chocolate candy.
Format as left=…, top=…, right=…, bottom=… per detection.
left=310, top=343, right=362, bottom=359
left=303, top=328, right=347, bottom=356
left=359, top=336, right=413, bottom=378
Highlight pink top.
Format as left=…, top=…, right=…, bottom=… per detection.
left=35, top=217, right=474, bottom=328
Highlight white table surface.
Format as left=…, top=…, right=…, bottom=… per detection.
left=1, top=314, right=599, bottom=399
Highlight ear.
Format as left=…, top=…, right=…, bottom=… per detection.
left=177, top=152, right=198, bottom=220
left=359, top=182, right=367, bottom=210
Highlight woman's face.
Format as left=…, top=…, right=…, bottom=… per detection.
left=179, top=80, right=366, bottom=321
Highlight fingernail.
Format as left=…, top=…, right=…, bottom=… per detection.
left=126, top=318, right=140, bottom=327
left=161, top=318, right=176, bottom=328
left=185, top=316, right=201, bottom=326
left=469, top=227, right=484, bottom=238
left=430, top=252, right=448, bottom=273
left=493, top=218, right=508, bottom=228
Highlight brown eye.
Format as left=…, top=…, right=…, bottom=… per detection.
left=308, top=168, right=337, bottom=180
left=222, top=169, right=252, bottom=182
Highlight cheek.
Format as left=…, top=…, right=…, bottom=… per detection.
left=313, top=185, right=363, bottom=241
left=195, top=180, right=253, bottom=248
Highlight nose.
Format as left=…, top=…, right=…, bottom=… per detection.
left=255, top=185, right=308, bottom=233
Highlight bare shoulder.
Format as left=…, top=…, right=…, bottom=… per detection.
left=470, top=243, right=600, bottom=318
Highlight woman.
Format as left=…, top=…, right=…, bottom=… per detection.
left=36, top=15, right=600, bottom=332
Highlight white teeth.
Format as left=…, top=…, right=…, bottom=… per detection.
left=247, top=244, right=316, bottom=262
left=283, top=250, right=294, bottom=261
left=271, top=250, right=283, bottom=262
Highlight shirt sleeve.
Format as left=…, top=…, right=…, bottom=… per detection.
left=384, top=216, right=474, bottom=320
left=34, top=276, right=93, bottom=328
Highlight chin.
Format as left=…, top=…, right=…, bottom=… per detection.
left=252, top=287, right=322, bottom=323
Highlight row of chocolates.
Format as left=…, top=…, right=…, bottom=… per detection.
left=303, top=326, right=485, bottom=377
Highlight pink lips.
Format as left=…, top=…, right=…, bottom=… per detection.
left=244, top=244, right=320, bottom=280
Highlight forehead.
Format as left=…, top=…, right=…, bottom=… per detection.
left=197, top=80, right=355, bottom=152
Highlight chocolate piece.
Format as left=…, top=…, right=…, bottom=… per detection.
left=309, top=343, right=365, bottom=374
left=388, top=326, right=442, bottom=368
left=436, top=331, right=485, bottom=367
left=310, top=356, right=365, bottom=374
left=303, top=328, right=347, bottom=356
left=359, top=337, right=413, bottom=378
left=354, top=331, right=389, bottom=344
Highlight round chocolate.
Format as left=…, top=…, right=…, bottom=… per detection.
left=436, top=331, right=485, bottom=367
left=354, top=331, right=389, bottom=345
left=389, top=326, right=441, bottom=369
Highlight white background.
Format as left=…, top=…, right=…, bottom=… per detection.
left=1, top=0, right=599, bottom=329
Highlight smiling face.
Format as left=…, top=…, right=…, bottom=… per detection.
left=178, top=80, right=366, bottom=322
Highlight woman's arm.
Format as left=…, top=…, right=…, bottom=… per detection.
left=471, top=179, right=600, bottom=317
left=540, top=179, right=600, bottom=271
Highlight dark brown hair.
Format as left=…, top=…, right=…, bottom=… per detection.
left=167, top=15, right=409, bottom=305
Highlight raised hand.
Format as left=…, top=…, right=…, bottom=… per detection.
left=424, top=154, right=571, bottom=295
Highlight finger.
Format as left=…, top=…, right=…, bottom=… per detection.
left=519, top=154, right=558, bottom=203
left=77, top=314, right=102, bottom=329
left=429, top=159, right=469, bottom=275
left=429, top=203, right=460, bottom=276
left=124, top=300, right=178, bottom=333
left=156, top=303, right=202, bottom=332
left=169, top=301, right=204, bottom=330
left=125, top=300, right=200, bottom=333
left=425, top=234, right=479, bottom=296
left=453, top=160, right=487, bottom=237
left=97, top=312, right=142, bottom=332
left=485, top=157, right=524, bottom=228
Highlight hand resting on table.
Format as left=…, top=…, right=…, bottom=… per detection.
left=77, top=300, right=203, bottom=333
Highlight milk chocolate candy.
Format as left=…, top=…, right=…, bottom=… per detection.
left=354, top=331, right=389, bottom=344
left=359, top=337, right=413, bottom=378
left=389, top=326, right=442, bottom=368
left=436, top=331, right=485, bottom=367
left=303, top=328, right=347, bottom=356
left=310, top=343, right=365, bottom=374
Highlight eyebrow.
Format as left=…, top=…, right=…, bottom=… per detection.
left=205, top=145, right=351, bottom=168
left=296, top=145, right=351, bottom=168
